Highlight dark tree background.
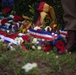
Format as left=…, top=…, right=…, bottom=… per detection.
left=0, top=0, right=2, bottom=11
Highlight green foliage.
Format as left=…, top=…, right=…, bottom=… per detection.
left=28, top=4, right=35, bottom=21
left=0, top=42, right=76, bottom=75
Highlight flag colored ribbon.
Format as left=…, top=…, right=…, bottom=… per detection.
left=0, top=22, right=21, bottom=31
left=0, top=31, right=28, bottom=52
left=59, top=29, right=68, bottom=37
left=28, top=28, right=53, bottom=41
left=0, top=25, right=9, bottom=31
left=0, top=34, right=18, bottom=45
left=0, top=30, right=25, bottom=45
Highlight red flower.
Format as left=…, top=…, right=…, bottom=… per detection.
left=1, top=19, right=8, bottom=25
left=14, top=15, right=22, bottom=21
left=22, top=35, right=30, bottom=42
left=55, top=40, right=66, bottom=52
left=41, top=42, right=51, bottom=52
left=3, top=8, right=11, bottom=13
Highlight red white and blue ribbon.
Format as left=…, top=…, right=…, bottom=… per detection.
left=0, top=22, right=21, bottom=32
left=0, top=30, right=25, bottom=45
left=0, top=34, right=18, bottom=45
left=59, top=29, right=68, bottom=37
left=0, top=25, right=9, bottom=31
left=28, top=28, right=53, bottom=41
left=0, top=32, right=29, bottom=52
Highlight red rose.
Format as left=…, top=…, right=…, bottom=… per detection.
left=55, top=40, right=66, bottom=52
left=1, top=19, right=8, bottom=25
left=14, top=15, right=22, bottom=21
left=41, top=42, right=51, bottom=52
left=3, top=8, right=11, bottom=13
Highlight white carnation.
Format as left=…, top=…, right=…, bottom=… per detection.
left=32, top=38, right=38, bottom=44
left=32, top=63, right=37, bottom=68
left=22, top=63, right=37, bottom=72
left=37, top=46, right=41, bottom=50
left=32, top=45, right=36, bottom=49
left=15, top=37, right=23, bottom=45
left=22, top=63, right=33, bottom=72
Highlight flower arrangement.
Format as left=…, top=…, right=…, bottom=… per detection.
left=0, top=8, right=68, bottom=53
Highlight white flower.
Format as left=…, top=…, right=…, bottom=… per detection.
left=37, top=46, right=41, bottom=50
left=32, top=38, right=38, bottom=44
left=56, top=55, right=59, bottom=59
left=9, top=15, right=14, bottom=18
left=47, top=52, right=50, bottom=55
left=15, top=37, right=24, bottom=45
left=22, top=63, right=37, bottom=72
left=22, top=63, right=33, bottom=72
left=32, top=45, right=36, bottom=49
left=0, top=38, right=4, bottom=42
left=37, top=41, right=39, bottom=44
left=32, top=63, right=37, bottom=68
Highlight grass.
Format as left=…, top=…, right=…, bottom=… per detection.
left=0, top=42, right=76, bottom=75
